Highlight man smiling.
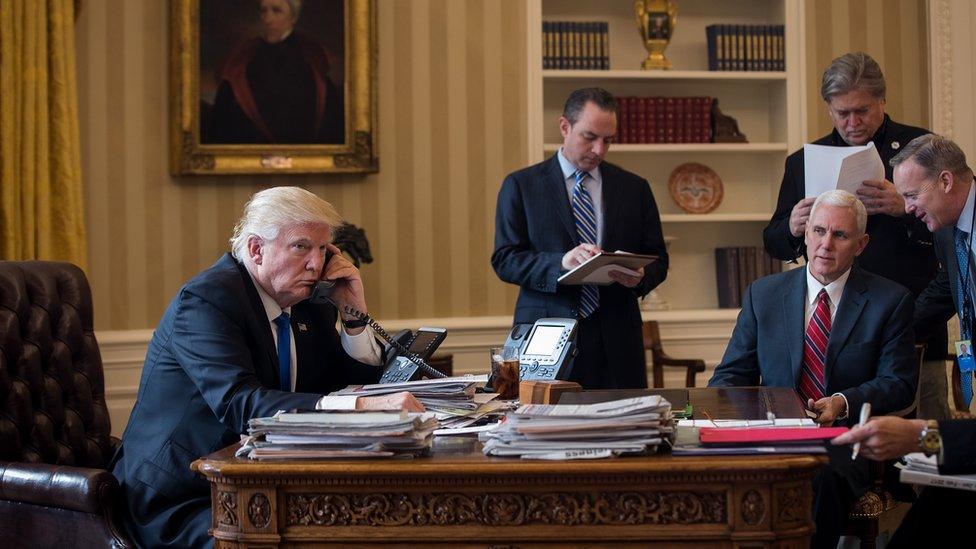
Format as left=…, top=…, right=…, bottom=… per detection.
left=711, top=189, right=917, bottom=548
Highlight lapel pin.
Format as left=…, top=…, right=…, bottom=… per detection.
left=298, top=323, right=308, bottom=332
left=891, top=141, right=900, bottom=150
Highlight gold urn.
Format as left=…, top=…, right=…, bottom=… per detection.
left=634, top=0, right=677, bottom=70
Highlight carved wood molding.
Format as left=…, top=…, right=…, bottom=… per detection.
left=775, top=485, right=805, bottom=524
left=740, top=489, right=765, bottom=526
left=247, top=493, right=272, bottom=528
left=285, top=490, right=727, bottom=527
left=933, top=0, right=953, bottom=136
left=217, top=490, right=239, bottom=527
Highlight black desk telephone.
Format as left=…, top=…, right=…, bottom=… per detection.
left=308, top=280, right=447, bottom=382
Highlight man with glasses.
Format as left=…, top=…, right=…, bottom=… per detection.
left=763, top=52, right=948, bottom=419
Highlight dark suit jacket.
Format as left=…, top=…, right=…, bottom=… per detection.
left=110, top=254, right=380, bottom=548
left=916, top=226, right=968, bottom=339
left=491, top=154, right=669, bottom=388
left=762, top=116, right=947, bottom=358
left=709, top=266, right=918, bottom=420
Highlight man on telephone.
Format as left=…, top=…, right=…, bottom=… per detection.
left=492, top=87, right=669, bottom=389
left=110, top=186, right=421, bottom=548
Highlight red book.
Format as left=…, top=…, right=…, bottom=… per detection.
left=637, top=97, right=648, bottom=143
left=699, top=426, right=849, bottom=445
left=617, top=97, right=630, bottom=143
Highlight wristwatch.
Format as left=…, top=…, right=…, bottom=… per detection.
left=918, top=420, right=942, bottom=458
left=342, top=317, right=369, bottom=329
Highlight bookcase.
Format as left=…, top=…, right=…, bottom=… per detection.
left=526, top=0, right=807, bottom=319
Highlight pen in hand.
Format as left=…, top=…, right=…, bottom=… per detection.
left=851, top=402, right=871, bottom=460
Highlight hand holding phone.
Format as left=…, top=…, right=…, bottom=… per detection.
left=317, top=244, right=368, bottom=318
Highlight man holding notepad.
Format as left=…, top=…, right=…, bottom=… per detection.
left=492, top=87, right=669, bottom=390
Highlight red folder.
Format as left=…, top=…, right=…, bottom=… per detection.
left=699, top=426, right=849, bottom=445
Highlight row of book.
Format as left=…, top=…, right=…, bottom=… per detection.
left=706, top=24, right=785, bottom=72
left=542, top=21, right=609, bottom=70
left=617, top=96, right=713, bottom=144
left=715, top=246, right=783, bottom=309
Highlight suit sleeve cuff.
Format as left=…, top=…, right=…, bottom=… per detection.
left=831, top=392, right=850, bottom=420
left=316, top=394, right=360, bottom=410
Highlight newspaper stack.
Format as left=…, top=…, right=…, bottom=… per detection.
left=898, top=452, right=976, bottom=492
left=238, top=410, right=438, bottom=460
left=480, top=395, right=673, bottom=460
left=332, top=375, right=496, bottom=428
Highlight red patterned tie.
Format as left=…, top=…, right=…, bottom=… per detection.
left=799, top=289, right=830, bottom=403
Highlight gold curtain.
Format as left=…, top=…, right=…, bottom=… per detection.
left=0, top=0, right=87, bottom=268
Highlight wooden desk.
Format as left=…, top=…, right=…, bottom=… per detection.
left=193, top=387, right=825, bottom=547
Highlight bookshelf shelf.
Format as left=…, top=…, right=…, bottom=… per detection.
left=661, top=213, right=772, bottom=223
left=543, top=143, right=789, bottom=153
left=526, top=0, right=805, bottom=312
left=543, top=69, right=787, bottom=82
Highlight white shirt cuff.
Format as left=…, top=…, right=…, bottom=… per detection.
left=340, top=325, right=383, bottom=365
left=831, top=392, right=850, bottom=420
left=316, top=394, right=360, bottom=410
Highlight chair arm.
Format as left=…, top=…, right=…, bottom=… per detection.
left=0, top=461, right=120, bottom=515
left=657, top=357, right=707, bottom=372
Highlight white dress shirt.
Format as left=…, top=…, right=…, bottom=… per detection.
left=804, top=265, right=853, bottom=418
left=250, top=272, right=382, bottom=409
left=558, top=148, right=605, bottom=246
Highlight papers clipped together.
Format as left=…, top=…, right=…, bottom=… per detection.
left=897, top=453, right=976, bottom=492
left=239, top=410, right=438, bottom=459
left=480, top=395, right=673, bottom=460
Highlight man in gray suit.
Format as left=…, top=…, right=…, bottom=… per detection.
left=710, top=189, right=917, bottom=548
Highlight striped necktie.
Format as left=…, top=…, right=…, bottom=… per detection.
left=274, top=312, right=291, bottom=391
left=799, top=289, right=830, bottom=403
left=954, top=228, right=974, bottom=405
left=571, top=169, right=599, bottom=318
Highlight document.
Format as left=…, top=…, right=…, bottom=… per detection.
left=803, top=142, right=885, bottom=198
left=897, top=452, right=976, bottom=492
left=557, top=252, right=657, bottom=286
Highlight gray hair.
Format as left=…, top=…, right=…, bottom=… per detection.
left=809, top=189, right=868, bottom=235
left=563, top=87, right=617, bottom=125
left=259, top=0, right=302, bottom=20
left=820, top=52, right=886, bottom=102
left=230, top=186, right=343, bottom=262
left=889, top=133, right=972, bottom=181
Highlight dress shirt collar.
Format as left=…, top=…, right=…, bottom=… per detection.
left=247, top=268, right=292, bottom=322
left=955, top=180, right=976, bottom=235
left=805, top=265, right=852, bottom=312
left=557, top=148, right=602, bottom=184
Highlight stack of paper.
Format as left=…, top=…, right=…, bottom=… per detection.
left=898, top=453, right=976, bottom=492
left=239, top=410, right=438, bottom=459
left=671, top=423, right=844, bottom=456
left=332, top=375, right=506, bottom=432
left=480, top=395, right=673, bottom=460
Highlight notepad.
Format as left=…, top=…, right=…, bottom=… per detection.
left=557, top=252, right=657, bottom=285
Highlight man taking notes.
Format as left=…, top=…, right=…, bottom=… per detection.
left=492, top=87, right=669, bottom=389
left=711, top=190, right=917, bottom=548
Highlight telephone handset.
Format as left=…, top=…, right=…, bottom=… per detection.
left=308, top=280, right=447, bottom=382
left=502, top=318, right=578, bottom=382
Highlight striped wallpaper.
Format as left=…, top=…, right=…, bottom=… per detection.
left=804, top=0, right=929, bottom=140
left=76, top=0, right=526, bottom=329
left=76, top=0, right=927, bottom=331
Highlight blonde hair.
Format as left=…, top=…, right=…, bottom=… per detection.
left=229, top=186, right=343, bottom=261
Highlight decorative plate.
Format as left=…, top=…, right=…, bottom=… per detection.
left=667, top=163, right=723, bottom=214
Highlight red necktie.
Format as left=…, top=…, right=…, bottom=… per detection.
left=799, top=289, right=830, bottom=402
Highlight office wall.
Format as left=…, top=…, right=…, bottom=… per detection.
left=76, top=0, right=928, bottom=331
left=76, top=0, right=526, bottom=330
left=805, top=0, right=929, bottom=140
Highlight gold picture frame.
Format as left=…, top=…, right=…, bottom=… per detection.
left=169, top=0, right=377, bottom=175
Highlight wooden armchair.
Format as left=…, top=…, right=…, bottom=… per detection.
left=842, top=343, right=926, bottom=549
left=641, top=320, right=706, bottom=388
left=0, top=261, right=132, bottom=548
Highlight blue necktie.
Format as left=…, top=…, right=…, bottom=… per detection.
left=571, top=169, right=599, bottom=318
left=954, top=228, right=974, bottom=406
left=274, top=312, right=291, bottom=391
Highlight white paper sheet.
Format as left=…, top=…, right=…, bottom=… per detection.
left=803, top=142, right=885, bottom=198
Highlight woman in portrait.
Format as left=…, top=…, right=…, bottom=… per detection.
left=206, top=0, right=344, bottom=144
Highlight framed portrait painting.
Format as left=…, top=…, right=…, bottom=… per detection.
left=169, top=0, right=377, bottom=174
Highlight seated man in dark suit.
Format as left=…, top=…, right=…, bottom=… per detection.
left=110, top=186, right=421, bottom=548
left=709, top=189, right=917, bottom=548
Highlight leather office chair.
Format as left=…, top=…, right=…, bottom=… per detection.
left=842, top=343, right=926, bottom=549
left=641, top=320, right=706, bottom=388
left=0, top=261, right=132, bottom=548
